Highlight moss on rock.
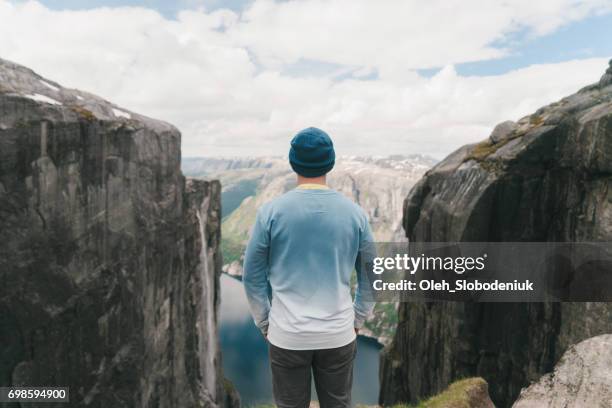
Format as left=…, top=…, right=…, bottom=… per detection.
left=386, top=377, right=494, bottom=408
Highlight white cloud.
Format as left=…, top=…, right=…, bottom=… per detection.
left=0, top=0, right=609, bottom=158
left=232, top=0, right=612, bottom=72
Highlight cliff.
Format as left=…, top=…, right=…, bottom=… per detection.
left=380, top=60, right=612, bottom=407
left=0, top=59, right=229, bottom=406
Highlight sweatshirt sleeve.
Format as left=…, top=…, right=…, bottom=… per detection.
left=243, top=209, right=271, bottom=336
left=353, top=214, right=376, bottom=329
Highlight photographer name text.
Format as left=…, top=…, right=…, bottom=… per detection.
left=372, top=279, right=534, bottom=292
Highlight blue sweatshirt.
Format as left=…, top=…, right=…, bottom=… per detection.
left=243, top=185, right=375, bottom=350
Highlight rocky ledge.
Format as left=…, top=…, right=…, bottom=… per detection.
left=380, top=59, right=612, bottom=407
left=513, top=334, right=612, bottom=407
left=0, top=59, right=231, bottom=406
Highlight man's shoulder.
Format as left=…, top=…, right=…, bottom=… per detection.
left=260, top=190, right=296, bottom=210
left=331, top=191, right=368, bottom=217
left=256, top=190, right=297, bottom=217
left=258, top=189, right=368, bottom=220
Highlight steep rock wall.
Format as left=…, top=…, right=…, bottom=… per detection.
left=0, top=59, right=227, bottom=407
left=380, top=60, right=612, bottom=407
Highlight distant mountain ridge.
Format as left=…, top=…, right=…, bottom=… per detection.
left=182, top=156, right=283, bottom=175
left=183, top=154, right=435, bottom=176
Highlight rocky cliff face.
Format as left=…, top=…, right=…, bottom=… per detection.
left=0, top=59, right=229, bottom=407
left=380, top=60, right=612, bottom=407
left=513, top=334, right=612, bottom=408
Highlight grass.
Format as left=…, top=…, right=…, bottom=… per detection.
left=391, top=377, right=490, bottom=408
left=529, top=114, right=544, bottom=126
left=220, top=233, right=246, bottom=264
left=463, top=131, right=522, bottom=164
left=465, top=140, right=500, bottom=162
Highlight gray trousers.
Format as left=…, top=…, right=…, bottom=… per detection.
left=268, top=340, right=357, bottom=408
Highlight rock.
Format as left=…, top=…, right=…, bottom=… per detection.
left=222, top=260, right=244, bottom=277
left=223, top=378, right=242, bottom=408
left=426, top=378, right=495, bottom=408
left=378, top=377, right=495, bottom=408
left=600, top=59, right=612, bottom=88
left=380, top=61, right=612, bottom=407
left=0, top=58, right=232, bottom=406
left=464, top=380, right=496, bottom=408
left=513, top=334, right=612, bottom=408
left=489, top=120, right=518, bottom=144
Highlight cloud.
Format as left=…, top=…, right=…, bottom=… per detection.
left=231, top=0, right=612, bottom=72
left=0, top=0, right=609, bottom=158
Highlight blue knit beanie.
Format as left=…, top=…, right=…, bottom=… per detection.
left=289, top=127, right=335, bottom=177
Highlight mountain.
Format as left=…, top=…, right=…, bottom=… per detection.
left=379, top=60, right=612, bottom=407
left=183, top=154, right=436, bottom=344
left=0, top=59, right=235, bottom=406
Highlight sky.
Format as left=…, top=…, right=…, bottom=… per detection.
left=0, top=0, right=611, bottom=158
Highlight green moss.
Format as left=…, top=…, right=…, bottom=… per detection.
left=223, top=378, right=235, bottom=392
left=71, top=105, right=97, bottom=121
left=464, top=111, right=553, bottom=163
left=529, top=114, right=544, bottom=126
left=463, top=137, right=516, bottom=163
left=463, top=128, right=521, bottom=163
left=389, top=377, right=489, bottom=408
left=465, top=140, right=500, bottom=161
left=220, top=233, right=246, bottom=265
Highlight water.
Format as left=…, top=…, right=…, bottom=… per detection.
left=219, top=274, right=382, bottom=406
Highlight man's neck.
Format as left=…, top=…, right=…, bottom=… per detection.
left=297, top=175, right=327, bottom=186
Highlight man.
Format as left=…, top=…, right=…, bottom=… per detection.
left=243, top=127, right=375, bottom=408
